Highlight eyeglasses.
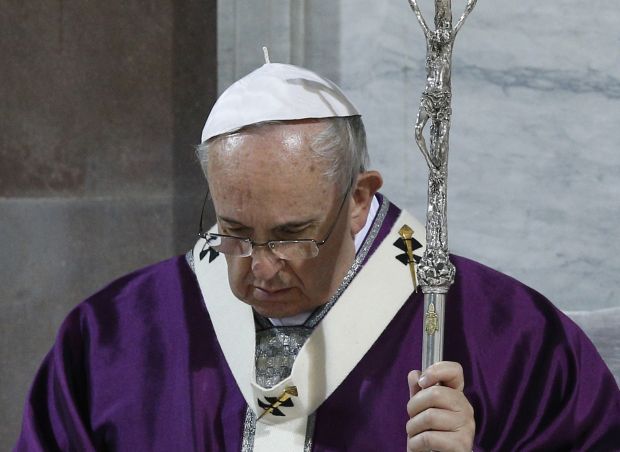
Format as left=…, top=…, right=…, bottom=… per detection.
left=198, top=183, right=352, bottom=260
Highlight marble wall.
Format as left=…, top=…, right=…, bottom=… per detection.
left=218, top=0, right=619, bottom=311
left=0, top=1, right=216, bottom=447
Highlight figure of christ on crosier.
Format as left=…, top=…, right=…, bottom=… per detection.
left=407, top=0, right=477, bottom=369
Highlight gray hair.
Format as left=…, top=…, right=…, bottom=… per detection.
left=196, top=116, right=369, bottom=194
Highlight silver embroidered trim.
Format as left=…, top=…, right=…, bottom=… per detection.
left=305, top=195, right=391, bottom=328
left=241, top=407, right=256, bottom=452
left=185, top=249, right=195, bottom=272
left=355, top=194, right=391, bottom=268
left=241, top=408, right=316, bottom=452
left=304, top=413, right=317, bottom=452
left=255, top=326, right=313, bottom=388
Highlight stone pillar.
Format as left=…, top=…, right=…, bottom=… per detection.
left=217, top=0, right=341, bottom=91
left=0, top=0, right=216, bottom=446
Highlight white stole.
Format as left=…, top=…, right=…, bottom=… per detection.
left=193, top=207, right=425, bottom=451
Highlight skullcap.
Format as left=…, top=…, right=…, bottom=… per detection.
left=201, top=63, right=360, bottom=143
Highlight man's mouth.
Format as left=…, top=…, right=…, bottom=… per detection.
left=252, top=286, right=293, bottom=302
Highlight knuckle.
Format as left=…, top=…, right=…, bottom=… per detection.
left=405, top=417, right=415, bottom=436
left=458, top=395, right=474, bottom=416
left=428, top=385, right=443, bottom=400
left=419, top=431, right=432, bottom=448
left=460, top=396, right=471, bottom=412
left=406, top=397, right=417, bottom=417
left=455, top=390, right=467, bottom=403
left=407, top=431, right=432, bottom=452
left=422, top=408, right=435, bottom=428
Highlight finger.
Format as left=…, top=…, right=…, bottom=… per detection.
left=407, top=385, right=473, bottom=419
left=405, top=407, right=466, bottom=437
left=408, top=370, right=422, bottom=398
left=418, top=361, right=464, bottom=390
left=407, top=430, right=471, bottom=452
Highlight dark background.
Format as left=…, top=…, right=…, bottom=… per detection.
left=0, top=0, right=217, bottom=447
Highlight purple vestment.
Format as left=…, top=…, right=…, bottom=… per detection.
left=15, top=201, right=620, bottom=451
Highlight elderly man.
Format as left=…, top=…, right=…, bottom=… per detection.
left=16, top=63, right=620, bottom=451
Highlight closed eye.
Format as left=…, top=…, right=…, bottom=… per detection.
left=219, top=224, right=251, bottom=237
left=281, top=226, right=308, bottom=234
left=276, top=223, right=317, bottom=238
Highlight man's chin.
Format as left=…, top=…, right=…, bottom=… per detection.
left=236, top=286, right=325, bottom=319
left=250, top=300, right=304, bottom=319
left=246, top=295, right=316, bottom=319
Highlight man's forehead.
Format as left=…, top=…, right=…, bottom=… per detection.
left=209, top=121, right=326, bottom=166
left=211, top=178, right=336, bottom=229
left=217, top=119, right=325, bottom=143
left=207, top=127, right=336, bottom=204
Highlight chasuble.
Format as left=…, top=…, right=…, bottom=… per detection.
left=15, top=197, right=620, bottom=451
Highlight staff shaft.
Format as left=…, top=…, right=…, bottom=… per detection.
left=408, top=0, right=477, bottom=369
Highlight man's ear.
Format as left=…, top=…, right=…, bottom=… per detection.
left=350, top=171, right=383, bottom=235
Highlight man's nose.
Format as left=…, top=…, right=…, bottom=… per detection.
left=250, top=246, right=283, bottom=280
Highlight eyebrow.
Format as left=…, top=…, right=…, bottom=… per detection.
left=217, top=216, right=246, bottom=226
left=217, top=216, right=319, bottom=231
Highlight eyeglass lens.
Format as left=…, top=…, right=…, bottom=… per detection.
left=208, top=235, right=320, bottom=260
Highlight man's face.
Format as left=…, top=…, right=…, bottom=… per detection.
left=207, top=121, right=357, bottom=318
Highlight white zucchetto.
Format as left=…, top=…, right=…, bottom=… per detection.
left=201, top=63, right=360, bottom=143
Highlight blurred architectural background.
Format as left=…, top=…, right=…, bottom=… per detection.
left=0, top=0, right=216, bottom=447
